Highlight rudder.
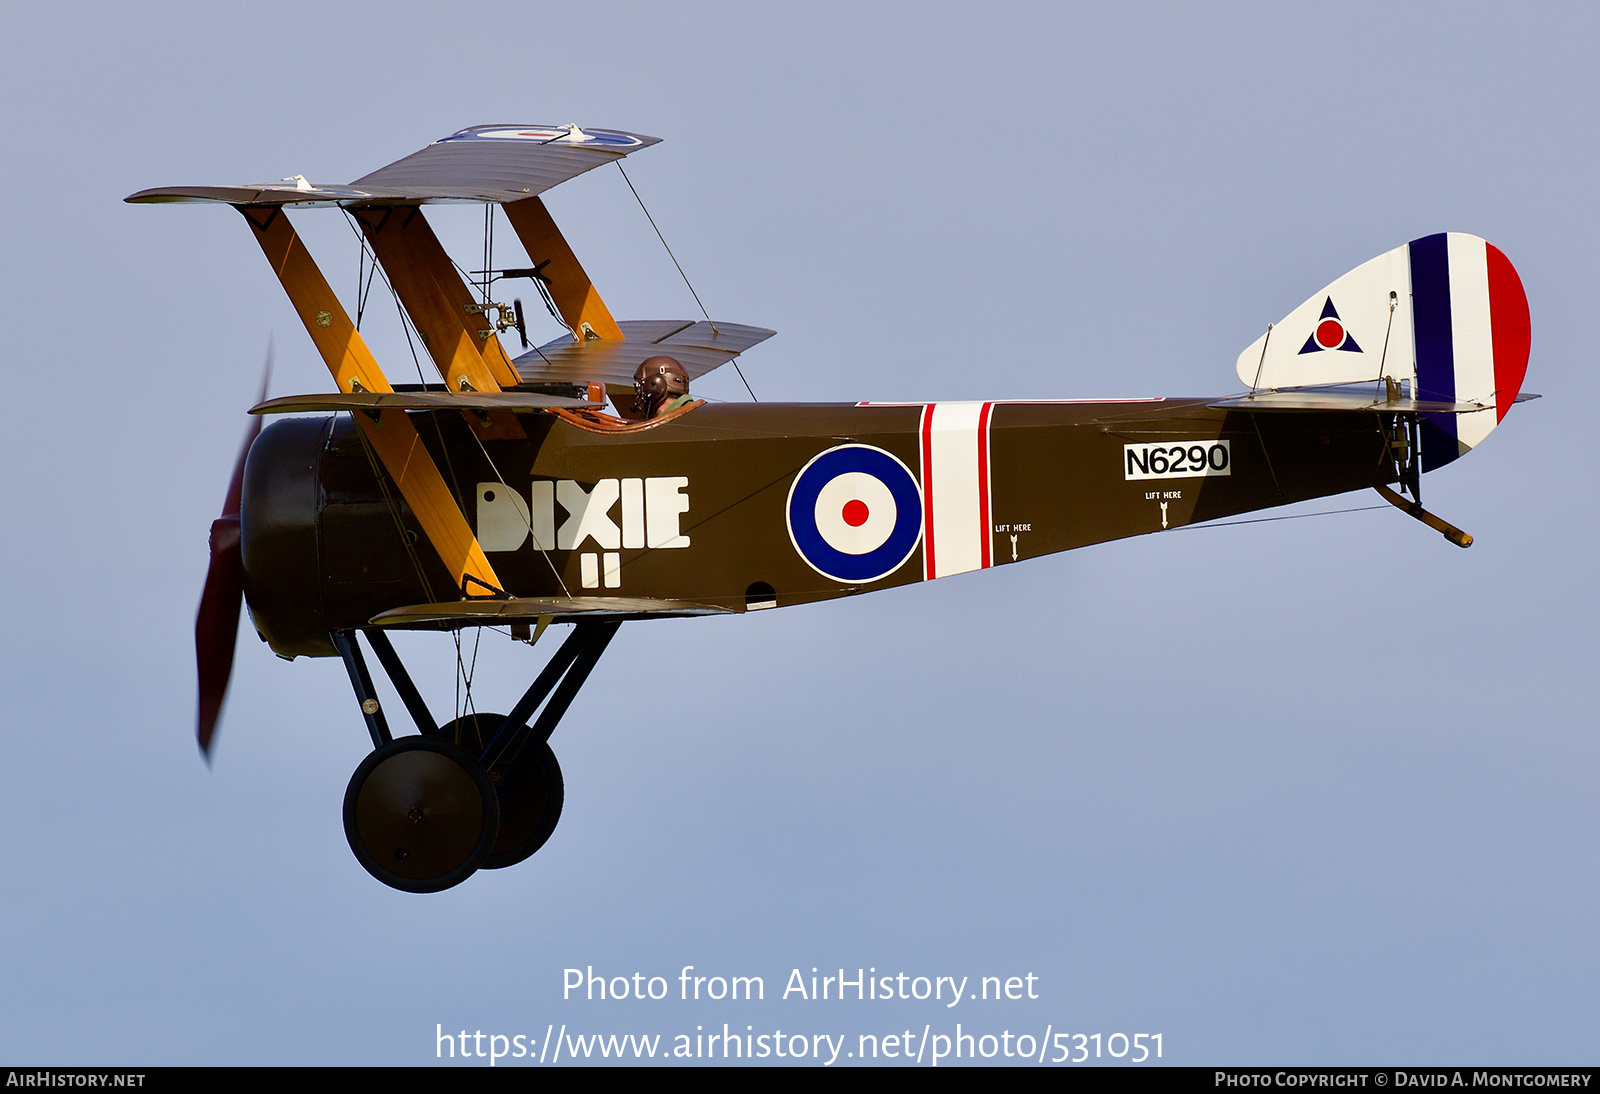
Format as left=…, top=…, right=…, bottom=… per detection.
left=1236, top=233, right=1531, bottom=470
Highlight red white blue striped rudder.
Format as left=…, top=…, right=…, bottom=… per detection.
left=1235, top=233, right=1531, bottom=470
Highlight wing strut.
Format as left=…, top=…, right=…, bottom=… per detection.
left=350, top=205, right=523, bottom=391
left=239, top=206, right=506, bottom=598
left=502, top=197, right=623, bottom=342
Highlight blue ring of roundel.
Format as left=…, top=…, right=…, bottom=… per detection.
left=787, top=444, right=923, bottom=584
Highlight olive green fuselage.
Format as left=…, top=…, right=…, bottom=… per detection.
left=239, top=399, right=1394, bottom=657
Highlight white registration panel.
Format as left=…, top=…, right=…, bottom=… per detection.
left=1123, top=440, right=1231, bottom=481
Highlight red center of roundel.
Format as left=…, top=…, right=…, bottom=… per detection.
left=1315, top=318, right=1345, bottom=349
left=842, top=499, right=870, bottom=527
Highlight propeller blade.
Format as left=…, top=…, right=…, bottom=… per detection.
left=195, top=345, right=273, bottom=760
left=514, top=298, right=528, bottom=349
left=195, top=517, right=244, bottom=758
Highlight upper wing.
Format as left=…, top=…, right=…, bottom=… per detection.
left=125, top=124, right=660, bottom=207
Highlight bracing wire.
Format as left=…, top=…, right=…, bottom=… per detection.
left=337, top=213, right=440, bottom=603
left=482, top=203, right=494, bottom=308
left=617, top=161, right=758, bottom=402
left=1172, top=504, right=1386, bottom=531
left=353, top=222, right=469, bottom=510
left=453, top=626, right=485, bottom=724
left=342, top=212, right=431, bottom=388
left=355, top=242, right=378, bottom=329
left=617, top=162, right=716, bottom=331
left=342, top=209, right=574, bottom=600
left=465, top=423, right=574, bottom=600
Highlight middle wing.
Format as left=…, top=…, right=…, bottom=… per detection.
left=513, top=319, right=775, bottom=389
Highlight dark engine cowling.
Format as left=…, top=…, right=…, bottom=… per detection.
left=240, top=416, right=449, bottom=658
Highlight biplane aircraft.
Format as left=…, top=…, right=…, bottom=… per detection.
left=128, top=124, right=1533, bottom=893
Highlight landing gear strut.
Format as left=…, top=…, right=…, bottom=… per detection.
left=332, top=621, right=620, bottom=892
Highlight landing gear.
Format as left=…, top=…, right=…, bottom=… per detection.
left=342, top=735, right=499, bottom=893
left=330, top=621, right=618, bottom=892
left=432, top=713, right=564, bottom=870
left=1378, top=411, right=1473, bottom=548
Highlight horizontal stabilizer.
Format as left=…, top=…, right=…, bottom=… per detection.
left=514, top=320, right=774, bottom=389
left=369, top=597, right=732, bottom=627
left=1209, top=387, right=1539, bottom=415
left=126, top=124, right=659, bottom=207
left=249, top=391, right=596, bottom=415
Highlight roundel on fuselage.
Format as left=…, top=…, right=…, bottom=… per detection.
left=786, top=445, right=922, bottom=584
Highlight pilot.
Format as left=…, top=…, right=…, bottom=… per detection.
left=633, top=355, right=693, bottom=418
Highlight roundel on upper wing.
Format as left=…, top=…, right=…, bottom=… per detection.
left=786, top=445, right=923, bottom=584
left=439, top=125, right=644, bottom=148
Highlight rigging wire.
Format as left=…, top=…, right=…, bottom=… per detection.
left=351, top=425, right=438, bottom=606
left=337, top=212, right=439, bottom=603
left=464, top=209, right=576, bottom=598
left=482, top=203, right=493, bottom=308
left=530, top=274, right=571, bottom=338
left=469, top=628, right=481, bottom=717
left=465, top=423, right=574, bottom=600
left=1171, top=504, right=1387, bottom=531
left=617, top=161, right=758, bottom=402
left=342, top=209, right=573, bottom=599
left=355, top=238, right=379, bottom=329
left=341, top=212, right=432, bottom=388
left=453, top=626, right=484, bottom=724
left=339, top=212, right=473, bottom=596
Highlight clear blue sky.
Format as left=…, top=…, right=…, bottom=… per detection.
left=0, top=1, right=1593, bottom=1065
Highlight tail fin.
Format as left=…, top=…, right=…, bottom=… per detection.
left=1236, top=233, right=1531, bottom=469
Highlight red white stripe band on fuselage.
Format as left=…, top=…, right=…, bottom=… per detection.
left=856, top=400, right=1165, bottom=582
left=918, top=402, right=995, bottom=580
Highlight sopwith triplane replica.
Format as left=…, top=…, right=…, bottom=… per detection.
left=130, top=124, right=1533, bottom=892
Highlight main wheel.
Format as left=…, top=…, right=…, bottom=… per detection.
left=343, top=735, right=500, bottom=893
left=433, top=713, right=565, bottom=870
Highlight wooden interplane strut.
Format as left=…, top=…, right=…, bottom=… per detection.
left=502, top=197, right=623, bottom=342
left=352, top=204, right=526, bottom=439
left=351, top=206, right=522, bottom=391
left=240, top=206, right=504, bottom=597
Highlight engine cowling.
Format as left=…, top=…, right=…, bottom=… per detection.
left=240, top=416, right=447, bottom=657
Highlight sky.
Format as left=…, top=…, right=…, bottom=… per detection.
left=0, top=0, right=1595, bottom=1067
